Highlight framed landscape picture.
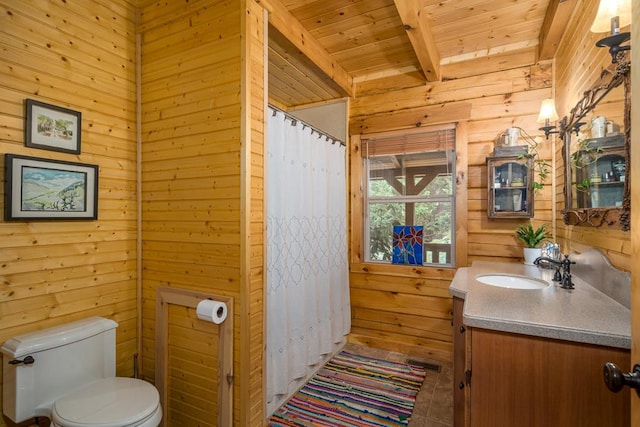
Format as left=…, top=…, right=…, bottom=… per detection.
left=25, top=99, right=82, bottom=154
left=4, top=154, right=98, bottom=220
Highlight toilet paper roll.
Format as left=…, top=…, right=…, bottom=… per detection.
left=196, top=299, right=228, bottom=324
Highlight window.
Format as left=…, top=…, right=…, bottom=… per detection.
left=362, top=127, right=456, bottom=267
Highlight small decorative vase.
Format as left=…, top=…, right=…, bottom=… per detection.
left=523, top=247, right=542, bottom=265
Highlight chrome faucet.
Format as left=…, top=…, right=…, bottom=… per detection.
left=534, top=254, right=576, bottom=289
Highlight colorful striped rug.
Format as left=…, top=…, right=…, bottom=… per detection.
left=268, top=350, right=427, bottom=426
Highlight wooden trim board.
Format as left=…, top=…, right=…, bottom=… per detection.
left=155, top=286, right=234, bottom=426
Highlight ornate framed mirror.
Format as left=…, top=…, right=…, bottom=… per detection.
left=561, top=54, right=631, bottom=230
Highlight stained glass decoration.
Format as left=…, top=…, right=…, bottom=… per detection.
left=392, top=225, right=423, bottom=265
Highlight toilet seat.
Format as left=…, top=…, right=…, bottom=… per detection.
left=51, top=377, right=161, bottom=427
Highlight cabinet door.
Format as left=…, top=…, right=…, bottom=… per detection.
left=487, top=156, right=534, bottom=218
left=471, top=328, right=629, bottom=427
left=453, top=297, right=470, bottom=427
left=574, top=149, right=625, bottom=208
left=571, top=135, right=625, bottom=209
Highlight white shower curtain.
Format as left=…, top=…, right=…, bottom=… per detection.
left=266, top=108, right=351, bottom=414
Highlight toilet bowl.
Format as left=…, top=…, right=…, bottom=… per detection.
left=1, top=317, right=162, bottom=427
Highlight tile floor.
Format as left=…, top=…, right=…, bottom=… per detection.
left=343, top=343, right=454, bottom=427
left=26, top=344, right=451, bottom=427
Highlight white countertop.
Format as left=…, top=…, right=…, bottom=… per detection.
left=449, top=261, right=631, bottom=349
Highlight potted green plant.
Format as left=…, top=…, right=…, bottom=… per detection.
left=516, top=222, right=549, bottom=265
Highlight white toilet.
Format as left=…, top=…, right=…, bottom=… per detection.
left=1, top=317, right=162, bottom=427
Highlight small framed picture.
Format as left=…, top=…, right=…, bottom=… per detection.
left=4, top=154, right=98, bottom=220
left=25, top=99, right=82, bottom=154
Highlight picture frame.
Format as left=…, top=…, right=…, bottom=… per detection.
left=4, top=154, right=98, bottom=220
left=25, top=99, right=81, bottom=154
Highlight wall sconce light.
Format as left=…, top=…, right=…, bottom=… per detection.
left=591, top=0, right=631, bottom=63
left=537, top=98, right=559, bottom=139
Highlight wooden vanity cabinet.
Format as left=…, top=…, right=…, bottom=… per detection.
left=471, top=328, right=630, bottom=427
left=453, top=297, right=630, bottom=427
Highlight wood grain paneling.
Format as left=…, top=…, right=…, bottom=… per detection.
left=139, top=0, right=265, bottom=425
left=0, top=1, right=138, bottom=426
left=240, top=1, right=266, bottom=425
left=154, top=287, right=234, bottom=427
left=471, top=328, right=630, bottom=427
left=1, top=1, right=632, bottom=426
left=167, top=305, right=220, bottom=425
left=351, top=63, right=553, bottom=258
left=270, top=0, right=555, bottom=109
left=349, top=58, right=553, bottom=359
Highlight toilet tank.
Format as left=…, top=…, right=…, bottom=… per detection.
left=1, top=317, right=118, bottom=423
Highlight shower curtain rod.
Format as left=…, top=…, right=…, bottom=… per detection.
left=268, top=104, right=346, bottom=147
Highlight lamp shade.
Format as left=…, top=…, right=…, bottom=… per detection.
left=591, top=0, right=632, bottom=33
left=537, top=99, right=559, bottom=123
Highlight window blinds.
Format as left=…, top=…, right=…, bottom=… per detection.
left=361, top=125, right=456, bottom=157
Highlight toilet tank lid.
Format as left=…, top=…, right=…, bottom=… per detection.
left=1, top=317, right=118, bottom=358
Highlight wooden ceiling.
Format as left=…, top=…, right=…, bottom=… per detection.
left=267, top=0, right=577, bottom=108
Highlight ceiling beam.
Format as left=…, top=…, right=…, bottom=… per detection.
left=393, top=0, right=441, bottom=82
left=538, top=0, right=578, bottom=60
left=261, top=0, right=354, bottom=97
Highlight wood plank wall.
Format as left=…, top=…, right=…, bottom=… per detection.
left=553, top=0, right=630, bottom=271
left=0, top=0, right=630, bottom=425
left=241, top=1, right=266, bottom=425
left=139, top=0, right=265, bottom=425
left=0, top=2, right=138, bottom=426
left=349, top=55, right=553, bottom=359
left=166, top=304, right=221, bottom=424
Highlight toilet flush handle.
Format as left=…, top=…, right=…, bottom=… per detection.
left=8, top=356, right=34, bottom=365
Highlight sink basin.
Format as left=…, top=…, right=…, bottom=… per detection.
left=475, top=274, right=549, bottom=290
